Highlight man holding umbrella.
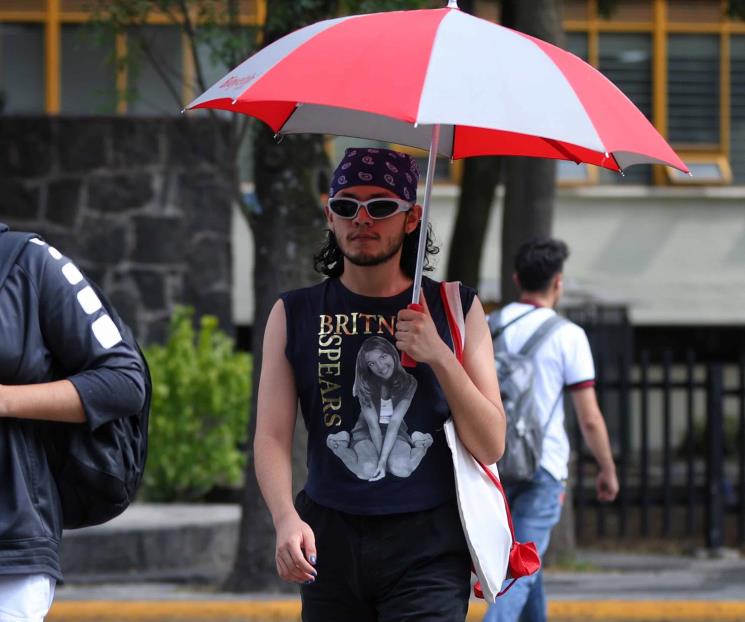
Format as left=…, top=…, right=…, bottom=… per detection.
left=186, top=4, right=686, bottom=619
left=253, top=146, right=506, bottom=621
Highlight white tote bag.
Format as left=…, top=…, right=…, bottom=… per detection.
left=440, top=281, right=540, bottom=603
left=443, top=418, right=511, bottom=602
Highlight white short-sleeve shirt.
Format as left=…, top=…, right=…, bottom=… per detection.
left=496, top=302, right=596, bottom=481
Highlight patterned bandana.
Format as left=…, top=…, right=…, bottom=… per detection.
left=329, top=148, right=419, bottom=202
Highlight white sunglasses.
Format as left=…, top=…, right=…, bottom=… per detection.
left=328, top=197, right=414, bottom=220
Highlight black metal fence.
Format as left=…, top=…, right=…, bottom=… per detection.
left=565, top=305, right=745, bottom=550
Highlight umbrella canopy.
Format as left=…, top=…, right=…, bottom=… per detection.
left=186, top=5, right=688, bottom=174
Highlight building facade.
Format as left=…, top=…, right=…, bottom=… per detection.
left=3, top=0, right=745, bottom=333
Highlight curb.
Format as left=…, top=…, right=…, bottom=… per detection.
left=48, top=600, right=745, bottom=621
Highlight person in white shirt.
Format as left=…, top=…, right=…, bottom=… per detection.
left=484, top=238, right=619, bottom=622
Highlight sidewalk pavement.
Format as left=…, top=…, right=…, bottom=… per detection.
left=48, top=503, right=745, bottom=621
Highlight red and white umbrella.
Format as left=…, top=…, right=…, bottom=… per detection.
left=186, top=1, right=687, bottom=305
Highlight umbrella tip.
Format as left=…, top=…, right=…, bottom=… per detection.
left=447, top=0, right=459, bottom=8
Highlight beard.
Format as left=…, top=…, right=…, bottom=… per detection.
left=337, top=229, right=406, bottom=268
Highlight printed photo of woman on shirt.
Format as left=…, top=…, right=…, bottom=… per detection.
left=327, top=336, right=433, bottom=481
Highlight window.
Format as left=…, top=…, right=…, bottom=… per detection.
left=195, top=30, right=237, bottom=93
left=667, top=34, right=720, bottom=145
left=666, top=154, right=731, bottom=184
left=558, top=159, right=596, bottom=185
left=598, top=33, right=653, bottom=184
left=61, top=25, right=117, bottom=114
left=127, top=26, right=183, bottom=116
left=731, top=36, right=745, bottom=184
left=600, top=34, right=652, bottom=120
left=558, top=32, right=596, bottom=185
left=0, top=24, right=44, bottom=114
left=565, top=31, right=588, bottom=61
left=558, top=2, right=741, bottom=187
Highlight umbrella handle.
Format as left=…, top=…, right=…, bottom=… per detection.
left=401, top=303, right=424, bottom=368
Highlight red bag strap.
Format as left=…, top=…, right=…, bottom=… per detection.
left=475, top=458, right=517, bottom=539
left=440, top=282, right=464, bottom=363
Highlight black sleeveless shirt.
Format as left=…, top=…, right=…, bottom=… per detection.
left=280, top=276, right=476, bottom=515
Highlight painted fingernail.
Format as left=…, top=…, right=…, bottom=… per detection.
left=303, top=578, right=315, bottom=585
left=309, top=555, right=317, bottom=565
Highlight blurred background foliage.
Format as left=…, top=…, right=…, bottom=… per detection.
left=141, top=307, right=252, bottom=501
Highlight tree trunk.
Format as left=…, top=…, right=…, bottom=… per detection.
left=446, top=156, right=501, bottom=287
left=225, top=126, right=328, bottom=593
left=225, top=0, right=337, bottom=592
left=499, top=0, right=564, bottom=303
left=446, top=0, right=500, bottom=289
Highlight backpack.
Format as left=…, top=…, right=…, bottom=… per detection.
left=488, top=308, right=565, bottom=487
left=0, top=226, right=151, bottom=529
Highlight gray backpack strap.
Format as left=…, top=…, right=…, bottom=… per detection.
left=518, top=314, right=566, bottom=358
left=490, top=307, right=539, bottom=353
left=542, top=389, right=565, bottom=434
left=520, top=314, right=568, bottom=434
left=487, top=309, right=501, bottom=338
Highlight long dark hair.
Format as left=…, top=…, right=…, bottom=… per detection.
left=313, top=222, right=440, bottom=278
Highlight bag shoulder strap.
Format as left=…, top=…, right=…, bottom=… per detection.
left=439, top=282, right=516, bottom=536
left=0, top=227, right=39, bottom=290
left=440, top=283, right=543, bottom=598
left=518, top=314, right=566, bottom=357
left=440, top=281, right=465, bottom=363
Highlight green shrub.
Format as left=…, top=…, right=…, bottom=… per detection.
left=141, top=307, right=252, bottom=502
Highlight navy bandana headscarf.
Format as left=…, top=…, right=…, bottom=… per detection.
left=329, top=148, right=419, bottom=202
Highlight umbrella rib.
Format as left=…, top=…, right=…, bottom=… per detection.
left=608, top=151, right=624, bottom=175
left=543, top=138, right=583, bottom=165
left=274, top=103, right=303, bottom=139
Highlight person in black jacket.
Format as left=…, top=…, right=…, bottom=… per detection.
left=0, top=226, right=146, bottom=620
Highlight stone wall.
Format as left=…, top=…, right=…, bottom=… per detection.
left=0, top=116, right=234, bottom=343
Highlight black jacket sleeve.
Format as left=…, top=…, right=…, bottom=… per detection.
left=23, top=239, right=147, bottom=430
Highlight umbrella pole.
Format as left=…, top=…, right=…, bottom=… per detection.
left=411, top=124, right=441, bottom=305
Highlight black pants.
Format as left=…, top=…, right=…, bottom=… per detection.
left=295, top=491, right=471, bottom=622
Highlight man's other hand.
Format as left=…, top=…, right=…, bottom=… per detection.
left=275, top=512, right=318, bottom=584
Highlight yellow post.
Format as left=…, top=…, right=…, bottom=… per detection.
left=257, top=0, right=267, bottom=26
left=720, top=12, right=730, bottom=162
left=116, top=33, right=128, bottom=114
left=652, top=0, right=668, bottom=185
left=45, top=0, right=61, bottom=113
left=182, top=31, right=195, bottom=107
left=587, top=0, right=598, bottom=67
